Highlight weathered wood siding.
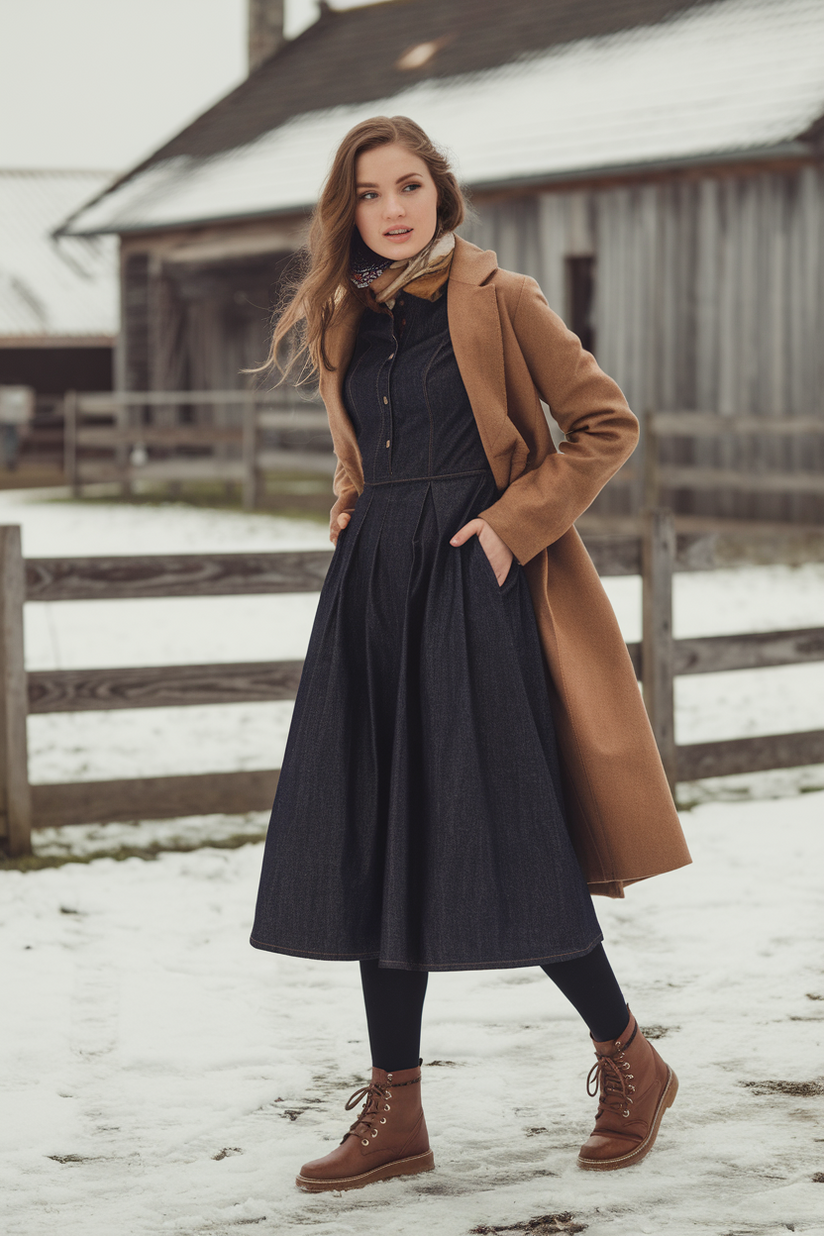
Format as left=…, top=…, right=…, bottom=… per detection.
left=465, top=164, right=824, bottom=521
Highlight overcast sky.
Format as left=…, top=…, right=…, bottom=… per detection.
left=0, top=0, right=388, bottom=174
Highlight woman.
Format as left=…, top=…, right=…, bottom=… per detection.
left=250, top=116, right=691, bottom=1192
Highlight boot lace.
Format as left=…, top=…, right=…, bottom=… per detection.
left=341, top=1074, right=420, bottom=1146
left=586, top=1024, right=637, bottom=1120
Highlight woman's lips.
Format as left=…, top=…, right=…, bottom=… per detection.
left=384, top=227, right=413, bottom=241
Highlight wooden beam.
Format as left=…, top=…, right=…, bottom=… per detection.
left=76, top=426, right=244, bottom=447
left=255, top=449, right=335, bottom=475
left=642, top=509, right=677, bottom=791
left=0, top=527, right=32, bottom=855
left=580, top=530, right=718, bottom=576
left=673, top=627, right=824, bottom=675
left=77, top=390, right=285, bottom=409
left=677, top=731, right=824, bottom=781
left=76, top=460, right=247, bottom=483
left=31, top=770, right=280, bottom=829
left=27, top=660, right=304, bottom=714
left=25, top=550, right=334, bottom=602
left=658, top=466, right=824, bottom=494
left=653, top=412, right=824, bottom=435
left=256, top=409, right=328, bottom=431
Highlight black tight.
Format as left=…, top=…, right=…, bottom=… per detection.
left=360, top=960, right=429, bottom=1072
left=360, top=944, right=628, bottom=1072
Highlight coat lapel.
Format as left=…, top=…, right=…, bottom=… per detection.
left=447, top=237, right=529, bottom=489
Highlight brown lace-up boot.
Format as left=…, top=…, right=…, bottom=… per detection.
left=577, top=1009, right=678, bottom=1171
left=295, top=1062, right=434, bottom=1192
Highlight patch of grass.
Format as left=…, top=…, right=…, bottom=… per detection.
left=741, top=1078, right=824, bottom=1098
left=0, top=829, right=266, bottom=872
left=50, top=471, right=333, bottom=521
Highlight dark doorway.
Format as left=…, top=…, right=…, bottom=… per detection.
left=565, top=255, right=596, bottom=355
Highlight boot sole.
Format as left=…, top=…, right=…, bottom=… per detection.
left=577, top=1066, right=678, bottom=1172
left=295, top=1148, right=435, bottom=1192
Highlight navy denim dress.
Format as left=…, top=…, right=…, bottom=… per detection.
left=250, top=285, right=602, bottom=970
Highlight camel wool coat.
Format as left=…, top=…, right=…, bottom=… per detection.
left=320, top=235, right=691, bottom=898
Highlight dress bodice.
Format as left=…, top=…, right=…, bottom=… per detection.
left=343, top=286, right=489, bottom=482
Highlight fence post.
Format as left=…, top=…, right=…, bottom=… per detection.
left=643, top=408, right=660, bottom=510
left=0, top=526, right=32, bottom=856
left=242, top=397, right=258, bottom=511
left=64, top=389, right=79, bottom=496
left=642, top=507, right=677, bottom=793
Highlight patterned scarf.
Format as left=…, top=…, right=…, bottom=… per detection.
left=349, top=230, right=455, bottom=310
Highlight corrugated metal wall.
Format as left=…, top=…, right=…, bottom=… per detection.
left=463, top=165, right=824, bottom=521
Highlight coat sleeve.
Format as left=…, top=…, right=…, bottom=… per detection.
left=478, top=276, right=639, bottom=565
left=329, top=457, right=359, bottom=545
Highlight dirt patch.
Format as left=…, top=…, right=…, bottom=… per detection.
left=741, top=1078, right=824, bottom=1097
left=470, top=1215, right=586, bottom=1235
left=640, top=1024, right=677, bottom=1040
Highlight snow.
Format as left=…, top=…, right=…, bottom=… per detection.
left=1, top=488, right=823, bottom=1235
left=64, top=0, right=824, bottom=236
left=0, top=171, right=118, bottom=338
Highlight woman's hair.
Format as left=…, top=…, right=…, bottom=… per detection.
left=262, top=115, right=466, bottom=381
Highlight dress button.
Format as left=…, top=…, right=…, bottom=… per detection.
left=386, top=439, right=390, bottom=448
left=383, top=396, right=388, bottom=405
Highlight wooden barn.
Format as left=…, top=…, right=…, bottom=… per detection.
left=58, top=0, right=824, bottom=521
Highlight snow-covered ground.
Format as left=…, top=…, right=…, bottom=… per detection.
left=1, top=490, right=823, bottom=1236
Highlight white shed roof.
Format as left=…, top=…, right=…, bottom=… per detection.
left=0, top=170, right=118, bottom=340
left=64, top=0, right=824, bottom=237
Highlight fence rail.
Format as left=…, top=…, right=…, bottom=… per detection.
left=1, top=516, right=822, bottom=856
left=63, top=389, right=335, bottom=506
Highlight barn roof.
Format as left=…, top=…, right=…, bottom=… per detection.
left=60, top=0, right=824, bottom=238
left=0, top=170, right=118, bottom=342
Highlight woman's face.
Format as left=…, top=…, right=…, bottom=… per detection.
left=354, top=142, right=439, bottom=262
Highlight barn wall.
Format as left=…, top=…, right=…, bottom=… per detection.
left=463, top=164, right=824, bottom=521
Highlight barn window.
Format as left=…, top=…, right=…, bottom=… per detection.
left=565, top=255, right=596, bottom=355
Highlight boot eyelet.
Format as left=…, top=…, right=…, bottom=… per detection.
left=380, top=1117, right=386, bottom=1124
left=385, top=1091, right=392, bottom=1098
left=372, top=1130, right=378, bottom=1138
left=622, top=1109, right=630, bottom=1118
left=386, top=1074, right=393, bottom=1082
left=361, top=1138, right=369, bottom=1146
left=384, top=1104, right=390, bottom=1111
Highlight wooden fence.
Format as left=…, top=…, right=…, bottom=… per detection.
left=1, top=514, right=822, bottom=857
left=642, top=411, right=824, bottom=518
left=63, top=389, right=334, bottom=506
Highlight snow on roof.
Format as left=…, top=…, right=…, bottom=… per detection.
left=63, top=0, right=824, bottom=237
left=0, top=170, right=118, bottom=339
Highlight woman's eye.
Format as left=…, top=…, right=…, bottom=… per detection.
left=359, top=191, right=378, bottom=201
left=403, top=182, right=421, bottom=192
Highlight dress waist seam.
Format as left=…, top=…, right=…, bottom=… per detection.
left=362, top=468, right=490, bottom=487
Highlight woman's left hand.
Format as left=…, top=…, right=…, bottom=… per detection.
left=450, top=518, right=514, bottom=586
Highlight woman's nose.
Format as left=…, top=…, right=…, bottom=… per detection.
left=384, top=195, right=405, bottom=218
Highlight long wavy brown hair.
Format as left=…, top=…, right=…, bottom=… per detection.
left=262, top=115, right=466, bottom=381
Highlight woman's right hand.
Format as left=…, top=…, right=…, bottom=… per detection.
left=330, top=510, right=352, bottom=546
